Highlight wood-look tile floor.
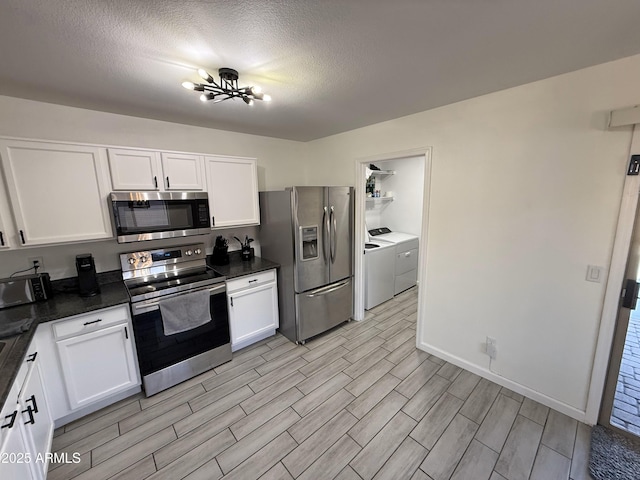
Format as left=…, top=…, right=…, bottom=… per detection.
left=47, top=288, right=594, bottom=480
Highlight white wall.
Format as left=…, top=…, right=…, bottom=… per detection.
left=378, top=156, right=424, bottom=236
left=306, top=54, right=640, bottom=417
left=0, top=96, right=308, bottom=279
left=365, top=156, right=425, bottom=236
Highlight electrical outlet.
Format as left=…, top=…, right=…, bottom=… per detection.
left=28, top=256, right=44, bottom=272
left=486, top=336, right=497, bottom=360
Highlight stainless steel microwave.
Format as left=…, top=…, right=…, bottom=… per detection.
left=110, top=192, right=211, bottom=243
left=0, top=273, right=51, bottom=310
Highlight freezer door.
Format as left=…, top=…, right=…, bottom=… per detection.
left=295, top=277, right=353, bottom=341
left=293, top=186, right=330, bottom=292
left=328, top=186, right=353, bottom=283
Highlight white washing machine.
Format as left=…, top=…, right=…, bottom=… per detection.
left=368, top=228, right=420, bottom=295
left=364, top=240, right=395, bottom=310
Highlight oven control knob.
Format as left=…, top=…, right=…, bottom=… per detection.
left=194, top=248, right=202, bottom=255
left=128, top=258, right=135, bottom=265
left=139, top=256, right=148, bottom=263
left=185, top=250, right=193, bottom=256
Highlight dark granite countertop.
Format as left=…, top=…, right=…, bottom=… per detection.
left=208, top=252, right=279, bottom=279
left=0, top=280, right=129, bottom=410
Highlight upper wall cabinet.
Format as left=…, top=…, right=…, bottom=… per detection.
left=0, top=180, right=10, bottom=249
left=205, top=156, right=260, bottom=228
left=108, top=148, right=204, bottom=191
left=0, top=139, right=113, bottom=246
left=108, top=148, right=161, bottom=190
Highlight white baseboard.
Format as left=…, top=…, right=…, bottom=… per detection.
left=417, top=340, right=589, bottom=424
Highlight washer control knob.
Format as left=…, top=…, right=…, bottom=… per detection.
left=185, top=250, right=193, bottom=256
left=128, top=258, right=136, bottom=265
left=194, top=248, right=202, bottom=255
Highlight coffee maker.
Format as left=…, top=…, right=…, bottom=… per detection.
left=76, top=254, right=100, bottom=297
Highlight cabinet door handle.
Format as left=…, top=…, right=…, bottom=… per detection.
left=166, top=176, right=170, bottom=189
left=22, top=406, right=35, bottom=425
left=154, top=176, right=158, bottom=189
left=212, top=216, right=215, bottom=226
left=0, top=231, right=4, bottom=246
left=125, top=326, right=129, bottom=339
left=19, top=230, right=26, bottom=244
left=1, top=411, right=17, bottom=429
left=25, top=395, right=38, bottom=414
left=83, top=318, right=103, bottom=326
left=27, top=352, right=38, bottom=362
left=248, top=279, right=258, bottom=284
left=230, top=297, right=234, bottom=307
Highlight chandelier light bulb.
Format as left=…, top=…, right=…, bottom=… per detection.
left=182, top=81, right=195, bottom=90
left=198, top=69, right=213, bottom=83
left=263, top=94, right=272, bottom=102
left=200, top=93, right=209, bottom=102
left=243, top=97, right=254, bottom=106
left=251, top=86, right=262, bottom=94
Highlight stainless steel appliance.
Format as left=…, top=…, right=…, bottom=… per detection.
left=121, top=242, right=230, bottom=396
left=110, top=192, right=211, bottom=243
left=0, top=273, right=51, bottom=310
left=260, top=186, right=354, bottom=344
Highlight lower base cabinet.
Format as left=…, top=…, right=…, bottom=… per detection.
left=35, top=304, right=141, bottom=424
left=227, top=269, right=279, bottom=351
left=56, top=322, right=138, bottom=409
left=0, top=337, right=54, bottom=480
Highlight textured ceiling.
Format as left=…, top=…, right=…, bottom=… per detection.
left=1, top=1, right=640, bottom=141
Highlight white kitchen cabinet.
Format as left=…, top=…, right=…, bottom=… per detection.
left=108, top=148, right=161, bottom=190
left=0, top=208, right=8, bottom=249
left=205, top=155, right=260, bottom=228
left=0, top=338, right=54, bottom=480
left=227, top=269, right=279, bottom=351
left=108, top=148, right=204, bottom=191
left=160, top=152, right=204, bottom=190
left=54, top=306, right=139, bottom=410
left=0, top=139, right=113, bottom=246
left=0, top=391, right=36, bottom=480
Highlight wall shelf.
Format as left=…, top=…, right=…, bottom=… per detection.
left=366, top=196, right=394, bottom=204
left=369, top=169, right=395, bottom=177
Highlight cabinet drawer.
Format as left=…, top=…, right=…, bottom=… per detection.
left=51, top=305, right=129, bottom=340
left=226, top=269, right=276, bottom=293
left=395, top=248, right=418, bottom=275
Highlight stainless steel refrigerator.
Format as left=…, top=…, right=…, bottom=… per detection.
left=259, top=186, right=353, bottom=344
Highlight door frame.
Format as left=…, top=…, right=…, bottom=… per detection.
left=586, top=125, right=640, bottom=424
left=353, top=147, right=432, bottom=323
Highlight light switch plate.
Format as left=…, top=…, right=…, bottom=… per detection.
left=586, top=265, right=604, bottom=283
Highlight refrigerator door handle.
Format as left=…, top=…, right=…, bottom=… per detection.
left=330, top=205, right=337, bottom=263
left=323, top=206, right=330, bottom=262
left=306, top=278, right=351, bottom=297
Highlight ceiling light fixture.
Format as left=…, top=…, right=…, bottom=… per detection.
left=182, top=67, right=271, bottom=105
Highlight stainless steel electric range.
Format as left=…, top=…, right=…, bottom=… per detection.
left=120, top=243, right=231, bottom=396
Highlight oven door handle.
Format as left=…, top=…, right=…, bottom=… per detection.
left=132, top=284, right=226, bottom=311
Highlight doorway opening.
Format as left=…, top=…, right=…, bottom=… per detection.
left=353, top=148, right=431, bottom=323
left=611, top=310, right=640, bottom=436
left=599, top=192, right=640, bottom=439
